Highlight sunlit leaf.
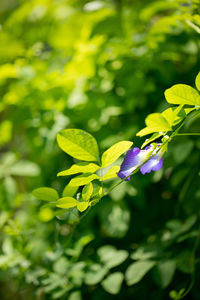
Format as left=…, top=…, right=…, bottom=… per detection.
left=101, top=141, right=133, bottom=168
left=77, top=202, right=89, bottom=212
left=165, top=84, right=200, bottom=106
left=56, top=197, right=78, bottom=209
left=32, top=187, right=59, bottom=202
left=69, top=174, right=100, bottom=186
left=57, top=162, right=100, bottom=176
left=195, top=72, right=200, bottom=91
left=102, top=166, right=120, bottom=180
left=82, top=182, right=93, bottom=201
left=57, top=129, right=99, bottom=162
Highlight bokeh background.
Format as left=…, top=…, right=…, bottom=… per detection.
left=0, top=0, right=200, bottom=299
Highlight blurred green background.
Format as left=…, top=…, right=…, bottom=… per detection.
left=0, top=0, right=200, bottom=299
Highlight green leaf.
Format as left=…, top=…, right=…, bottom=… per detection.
left=195, top=72, right=200, bottom=91
left=57, top=162, right=100, bottom=176
left=161, top=106, right=185, bottom=127
left=154, top=260, right=176, bottom=288
left=62, top=184, right=78, bottom=197
left=102, top=166, right=120, bottom=180
left=9, top=160, right=40, bottom=176
left=98, top=245, right=128, bottom=269
left=32, top=187, right=59, bottom=202
left=69, top=174, right=100, bottom=186
left=82, top=183, right=93, bottom=201
left=101, top=141, right=133, bottom=168
left=77, top=201, right=89, bottom=212
left=102, top=272, right=123, bottom=295
left=56, top=197, right=78, bottom=209
left=137, top=113, right=171, bottom=137
left=125, top=260, right=156, bottom=286
left=165, top=84, right=200, bottom=106
left=141, top=132, right=163, bottom=149
left=57, top=129, right=99, bottom=162
left=85, top=264, right=108, bottom=285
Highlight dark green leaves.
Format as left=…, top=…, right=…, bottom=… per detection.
left=57, top=129, right=99, bottom=162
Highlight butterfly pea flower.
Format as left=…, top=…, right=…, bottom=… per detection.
left=117, top=143, right=163, bottom=181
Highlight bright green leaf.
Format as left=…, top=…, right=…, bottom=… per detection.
left=195, top=72, right=200, bottom=91
left=102, top=272, right=123, bottom=295
left=125, top=260, right=156, bottom=286
left=82, top=183, right=93, bottom=201
left=62, top=184, right=78, bottom=197
left=32, top=187, right=59, bottom=202
left=102, top=166, right=120, bottom=180
left=101, top=141, right=133, bottom=168
left=165, top=84, right=200, bottom=106
left=56, top=197, right=78, bottom=209
left=137, top=113, right=171, bottom=137
left=57, top=162, right=100, bottom=176
left=69, top=174, right=100, bottom=186
left=77, top=201, right=89, bottom=212
left=141, top=132, right=163, bottom=149
left=57, top=129, right=99, bottom=162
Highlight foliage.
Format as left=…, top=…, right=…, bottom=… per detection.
left=0, top=0, right=200, bottom=299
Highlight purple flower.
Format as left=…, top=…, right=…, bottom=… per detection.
left=117, top=144, right=163, bottom=181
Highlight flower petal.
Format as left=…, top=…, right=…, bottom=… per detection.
left=140, top=156, right=163, bottom=175
left=117, top=148, right=140, bottom=180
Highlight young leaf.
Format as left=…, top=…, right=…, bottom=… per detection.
left=57, top=163, right=100, bottom=176
left=165, top=84, right=200, bottom=106
left=77, top=202, right=89, bottom=212
left=57, top=129, right=99, bottom=162
left=32, top=187, right=59, bottom=202
left=56, top=197, right=78, bottom=209
left=195, top=72, right=200, bottom=91
left=125, top=260, right=156, bottom=286
left=82, top=183, right=93, bottom=201
left=102, top=166, right=120, bottom=180
left=101, top=141, right=133, bottom=168
left=62, top=184, right=78, bottom=197
left=102, top=272, right=123, bottom=295
left=69, top=174, right=100, bottom=186
left=161, top=106, right=185, bottom=127
left=137, top=113, right=171, bottom=137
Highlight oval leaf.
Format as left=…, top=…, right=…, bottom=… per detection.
left=32, top=187, right=59, bottom=202
left=102, top=166, right=120, bottom=180
left=82, top=183, right=93, bottom=201
left=57, top=129, right=99, bottom=162
left=125, top=260, right=156, bottom=286
left=165, top=84, right=200, bottom=106
left=56, top=197, right=78, bottom=209
left=102, top=141, right=133, bottom=168
left=62, top=184, right=79, bottom=197
left=77, top=202, right=89, bottom=212
left=69, top=174, right=100, bottom=187
left=57, top=162, right=100, bottom=176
